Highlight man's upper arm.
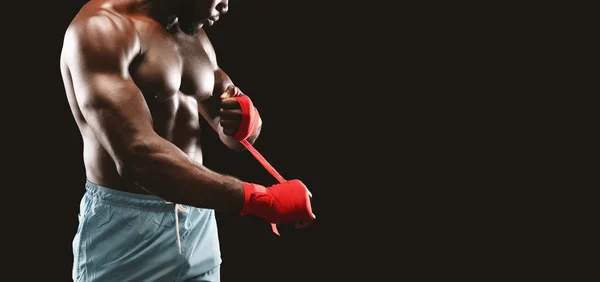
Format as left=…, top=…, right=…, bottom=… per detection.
left=63, top=15, right=154, bottom=168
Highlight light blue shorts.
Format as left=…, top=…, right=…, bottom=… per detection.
left=72, top=181, right=222, bottom=282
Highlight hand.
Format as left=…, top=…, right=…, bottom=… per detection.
left=219, top=85, right=245, bottom=137
left=240, top=180, right=316, bottom=228
left=219, top=85, right=261, bottom=141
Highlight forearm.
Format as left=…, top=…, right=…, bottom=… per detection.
left=121, top=137, right=245, bottom=212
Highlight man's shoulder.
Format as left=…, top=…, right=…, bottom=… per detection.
left=62, top=6, right=140, bottom=60
left=60, top=9, right=142, bottom=70
left=66, top=6, right=136, bottom=41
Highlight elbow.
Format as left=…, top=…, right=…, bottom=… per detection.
left=115, top=159, right=138, bottom=180
left=114, top=142, right=152, bottom=179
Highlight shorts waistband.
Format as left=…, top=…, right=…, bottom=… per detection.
left=85, top=180, right=175, bottom=211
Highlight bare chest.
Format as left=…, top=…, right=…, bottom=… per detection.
left=130, top=31, right=214, bottom=104
left=128, top=28, right=214, bottom=147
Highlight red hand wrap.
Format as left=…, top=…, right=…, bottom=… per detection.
left=240, top=180, right=314, bottom=224
left=233, top=95, right=261, bottom=141
left=230, top=87, right=314, bottom=234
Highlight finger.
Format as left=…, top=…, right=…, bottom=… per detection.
left=223, top=128, right=237, bottom=136
left=220, top=85, right=235, bottom=98
left=220, top=85, right=243, bottom=98
left=218, top=108, right=243, bottom=119
left=219, top=119, right=239, bottom=129
left=294, top=207, right=315, bottom=229
left=295, top=217, right=315, bottom=229
left=232, top=86, right=244, bottom=96
left=221, top=98, right=240, bottom=109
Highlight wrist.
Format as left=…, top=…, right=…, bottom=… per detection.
left=239, top=182, right=268, bottom=215
left=246, top=117, right=262, bottom=143
left=233, top=96, right=261, bottom=141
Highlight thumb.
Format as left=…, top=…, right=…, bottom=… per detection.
left=221, top=85, right=241, bottom=98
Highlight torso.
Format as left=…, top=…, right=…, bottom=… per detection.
left=62, top=3, right=224, bottom=194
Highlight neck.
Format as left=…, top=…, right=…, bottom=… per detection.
left=135, top=0, right=181, bottom=27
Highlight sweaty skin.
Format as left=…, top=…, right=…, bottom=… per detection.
left=60, top=0, right=263, bottom=213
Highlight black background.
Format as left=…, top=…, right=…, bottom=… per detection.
left=5, top=1, right=592, bottom=282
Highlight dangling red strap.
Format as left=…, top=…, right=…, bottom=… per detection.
left=234, top=95, right=285, bottom=235
left=239, top=139, right=285, bottom=235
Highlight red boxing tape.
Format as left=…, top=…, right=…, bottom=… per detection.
left=233, top=95, right=286, bottom=235
left=240, top=180, right=314, bottom=225
left=233, top=96, right=261, bottom=142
